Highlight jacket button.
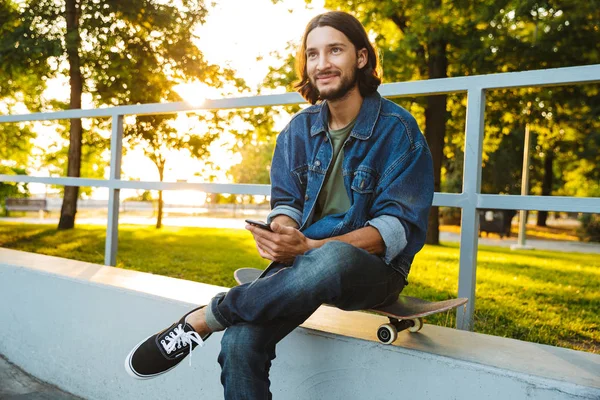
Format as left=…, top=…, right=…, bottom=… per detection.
left=314, top=160, right=321, bottom=167
left=305, top=194, right=309, bottom=201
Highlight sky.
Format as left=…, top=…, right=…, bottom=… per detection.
left=154, top=0, right=327, bottom=204
left=153, top=0, right=327, bottom=201
left=193, top=0, right=326, bottom=91
left=31, top=0, right=328, bottom=201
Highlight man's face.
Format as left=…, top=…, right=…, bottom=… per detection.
left=305, top=26, right=367, bottom=102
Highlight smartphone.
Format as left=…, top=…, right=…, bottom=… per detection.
left=245, top=219, right=273, bottom=232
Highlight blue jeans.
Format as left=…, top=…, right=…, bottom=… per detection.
left=207, top=241, right=406, bottom=399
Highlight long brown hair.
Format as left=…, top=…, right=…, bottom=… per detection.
left=295, top=11, right=381, bottom=104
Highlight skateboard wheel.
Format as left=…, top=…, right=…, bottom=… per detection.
left=377, top=323, right=398, bottom=344
left=408, top=318, right=423, bottom=333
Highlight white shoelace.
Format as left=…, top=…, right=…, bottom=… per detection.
left=161, top=324, right=205, bottom=366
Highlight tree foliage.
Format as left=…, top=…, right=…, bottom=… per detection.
left=39, top=115, right=108, bottom=198
left=2, top=0, right=244, bottom=229
left=0, top=166, right=30, bottom=215
left=270, top=0, right=600, bottom=234
left=124, top=111, right=228, bottom=228
left=229, top=139, right=275, bottom=185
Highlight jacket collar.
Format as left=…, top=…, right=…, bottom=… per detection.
left=310, top=92, right=382, bottom=140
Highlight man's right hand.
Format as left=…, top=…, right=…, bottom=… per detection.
left=246, top=214, right=301, bottom=263
left=271, top=214, right=299, bottom=229
left=246, top=221, right=315, bottom=264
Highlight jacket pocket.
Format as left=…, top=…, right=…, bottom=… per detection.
left=292, top=165, right=308, bottom=188
left=351, top=169, right=377, bottom=194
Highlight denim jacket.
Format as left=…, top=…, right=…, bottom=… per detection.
left=267, top=92, right=434, bottom=278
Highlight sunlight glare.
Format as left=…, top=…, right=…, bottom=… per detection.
left=174, top=82, right=207, bottom=108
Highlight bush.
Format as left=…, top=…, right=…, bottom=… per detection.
left=0, top=167, right=30, bottom=216
left=577, top=214, right=600, bottom=242
left=124, top=190, right=154, bottom=202
left=440, top=207, right=462, bottom=226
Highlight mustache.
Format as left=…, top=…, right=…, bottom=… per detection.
left=314, top=71, right=340, bottom=79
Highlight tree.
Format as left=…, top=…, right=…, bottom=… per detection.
left=124, top=113, right=223, bottom=228
left=0, top=0, right=58, bottom=110
left=0, top=21, right=39, bottom=210
left=274, top=0, right=509, bottom=243
left=0, top=107, right=37, bottom=168
left=39, top=114, right=108, bottom=198
left=226, top=96, right=283, bottom=184
left=226, top=49, right=292, bottom=189
left=229, top=139, right=275, bottom=185
left=1, top=0, right=58, bottom=191
left=295, top=0, right=599, bottom=237
left=60, top=0, right=83, bottom=229
left=0, top=166, right=30, bottom=215
left=4, top=0, right=240, bottom=229
left=482, top=1, right=600, bottom=226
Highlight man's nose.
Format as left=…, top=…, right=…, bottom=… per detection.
left=317, top=53, right=331, bottom=71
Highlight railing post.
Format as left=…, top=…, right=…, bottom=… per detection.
left=105, top=114, right=123, bottom=266
left=456, top=87, right=486, bottom=330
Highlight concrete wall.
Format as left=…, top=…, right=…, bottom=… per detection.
left=1, top=248, right=599, bottom=400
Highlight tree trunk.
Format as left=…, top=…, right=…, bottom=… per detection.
left=58, top=0, right=82, bottom=230
left=156, top=165, right=164, bottom=229
left=156, top=190, right=163, bottom=229
left=424, top=37, right=448, bottom=245
left=537, top=151, right=554, bottom=227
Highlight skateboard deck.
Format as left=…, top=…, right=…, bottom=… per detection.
left=234, top=267, right=468, bottom=344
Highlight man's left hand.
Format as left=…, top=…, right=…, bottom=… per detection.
left=246, top=221, right=317, bottom=264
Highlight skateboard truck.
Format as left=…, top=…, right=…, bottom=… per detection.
left=377, top=317, right=424, bottom=344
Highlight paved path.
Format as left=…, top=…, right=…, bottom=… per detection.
left=0, top=355, right=82, bottom=399
left=2, top=216, right=599, bottom=254
left=440, top=232, right=600, bottom=254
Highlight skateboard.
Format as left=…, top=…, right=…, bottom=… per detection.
left=234, top=267, right=469, bottom=345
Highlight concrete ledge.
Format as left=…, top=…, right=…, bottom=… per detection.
left=1, top=248, right=599, bottom=399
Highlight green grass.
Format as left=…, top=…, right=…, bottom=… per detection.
left=1, top=222, right=598, bottom=353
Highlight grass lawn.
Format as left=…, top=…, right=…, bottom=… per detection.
left=1, top=222, right=598, bottom=353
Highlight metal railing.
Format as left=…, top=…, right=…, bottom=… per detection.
left=1, top=64, right=599, bottom=330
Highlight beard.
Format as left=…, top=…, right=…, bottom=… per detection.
left=311, top=65, right=359, bottom=102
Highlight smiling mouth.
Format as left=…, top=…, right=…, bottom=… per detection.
left=316, top=74, right=339, bottom=81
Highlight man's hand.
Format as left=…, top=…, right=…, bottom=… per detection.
left=246, top=221, right=317, bottom=264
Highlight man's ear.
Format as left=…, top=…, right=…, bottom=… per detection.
left=357, top=48, right=368, bottom=69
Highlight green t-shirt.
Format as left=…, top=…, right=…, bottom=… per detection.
left=314, top=118, right=356, bottom=221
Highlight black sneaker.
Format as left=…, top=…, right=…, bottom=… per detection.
left=125, top=306, right=211, bottom=379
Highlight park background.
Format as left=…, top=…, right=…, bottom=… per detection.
left=1, top=0, right=598, bottom=356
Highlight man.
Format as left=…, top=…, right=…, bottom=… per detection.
left=125, top=10, right=434, bottom=398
